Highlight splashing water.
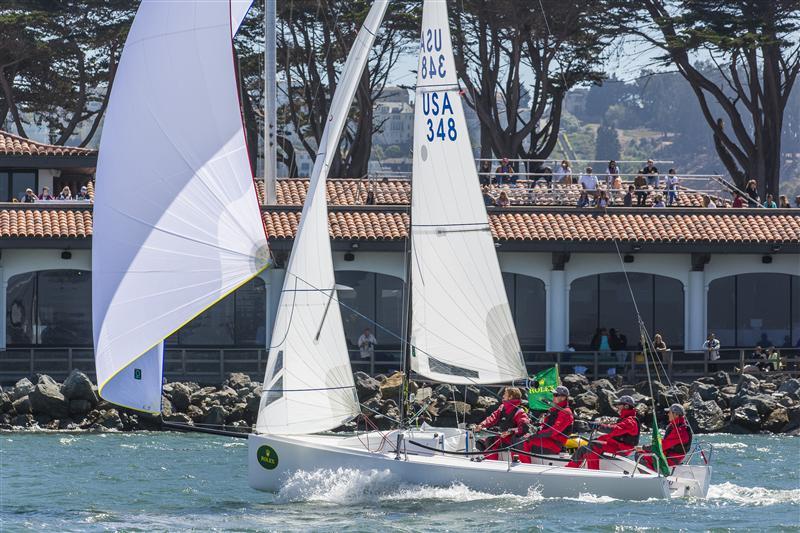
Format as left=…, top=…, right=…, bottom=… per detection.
left=707, top=482, right=800, bottom=506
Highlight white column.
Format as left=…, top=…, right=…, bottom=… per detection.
left=548, top=269, right=567, bottom=351
left=686, top=270, right=706, bottom=350
left=0, top=269, right=6, bottom=351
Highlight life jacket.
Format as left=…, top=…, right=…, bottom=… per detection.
left=498, top=401, right=524, bottom=432
left=613, top=409, right=640, bottom=447
left=662, top=418, right=692, bottom=456
left=542, top=401, right=574, bottom=444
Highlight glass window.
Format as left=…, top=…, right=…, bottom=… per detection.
left=792, top=277, right=800, bottom=348
left=11, top=171, right=36, bottom=202
left=37, top=270, right=91, bottom=345
left=6, top=272, right=35, bottom=344
left=569, top=275, right=598, bottom=348
left=0, top=172, right=8, bottom=202
left=503, top=273, right=546, bottom=350
left=176, top=293, right=235, bottom=345
left=707, top=276, right=735, bottom=347
left=235, top=277, right=266, bottom=345
left=570, top=273, right=683, bottom=349
left=375, top=275, right=404, bottom=348
left=335, top=271, right=376, bottom=348
left=736, top=273, right=790, bottom=348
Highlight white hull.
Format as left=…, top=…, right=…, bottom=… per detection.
left=247, top=430, right=711, bottom=500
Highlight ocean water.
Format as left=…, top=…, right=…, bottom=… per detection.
left=1, top=432, right=798, bottom=532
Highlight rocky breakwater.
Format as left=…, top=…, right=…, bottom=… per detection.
left=2, top=369, right=799, bottom=435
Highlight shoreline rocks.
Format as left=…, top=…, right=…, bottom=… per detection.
left=2, top=369, right=798, bottom=436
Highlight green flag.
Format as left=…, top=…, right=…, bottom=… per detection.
left=650, top=413, right=671, bottom=476
left=527, top=366, right=559, bottom=411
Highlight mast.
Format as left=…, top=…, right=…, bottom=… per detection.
left=264, top=0, right=277, bottom=203
left=398, top=183, right=413, bottom=428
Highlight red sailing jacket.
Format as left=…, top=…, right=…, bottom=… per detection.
left=535, top=399, right=574, bottom=445
left=480, top=398, right=530, bottom=437
left=659, top=416, right=692, bottom=465
left=597, top=408, right=640, bottom=453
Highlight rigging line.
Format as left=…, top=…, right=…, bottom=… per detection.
left=535, top=0, right=569, bottom=91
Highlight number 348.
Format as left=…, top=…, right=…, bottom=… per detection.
left=426, top=118, right=457, bottom=141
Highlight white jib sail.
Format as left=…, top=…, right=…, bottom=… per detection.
left=93, top=0, right=269, bottom=413
left=256, top=1, right=389, bottom=435
left=409, top=0, right=527, bottom=384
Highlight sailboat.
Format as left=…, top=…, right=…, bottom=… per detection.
left=247, top=0, right=711, bottom=499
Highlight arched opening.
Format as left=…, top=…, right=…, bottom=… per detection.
left=569, top=273, right=684, bottom=349
left=708, top=273, right=800, bottom=348
left=334, top=271, right=404, bottom=373
left=502, top=273, right=546, bottom=350
left=6, top=270, right=91, bottom=346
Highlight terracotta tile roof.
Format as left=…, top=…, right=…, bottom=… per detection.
left=0, top=130, right=97, bottom=157
left=262, top=178, right=726, bottom=208
left=0, top=208, right=92, bottom=238
left=262, top=208, right=800, bottom=244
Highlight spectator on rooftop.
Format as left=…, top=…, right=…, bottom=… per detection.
left=732, top=192, right=746, bottom=208
left=365, top=189, right=376, bottom=205
left=555, top=160, right=573, bottom=184
left=653, top=194, right=666, bottom=208
left=744, top=179, right=760, bottom=207
left=596, top=190, right=610, bottom=208
left=482, top=186, right=495, bottom=207
left=634, top=173, right=649, bottom=206
left=495, top=157, right=515, bottom=185
left=496, top=190, right=510, bottom=207
left=641, top=159, right=659, bottom=188
left=22, top=188, right=37, bottom=203
left=665, top=169, right=679, bottom=206
left=703, top=195, right=717, bottom=208
left=763, top=194, right=777, bottom=208
left=58, top=186, right=72, bottom=200
left=479, top=161, right=492, bottom=186
left=612, top=175, right=623, bottom=193
left=623, top=185, right=634, bottom=207
left=606, top=160, right=620, bottom=189
left=77, top=186, right=91, bottom=200
left=39, top=187, right=54, bottom=201
left=577, top=190, right=591, bottom=208
left=778, top=195, right=790, bottom=208
left=579, top=167, right=599, bottom=199
left=540, top=165, right=553, bottom=185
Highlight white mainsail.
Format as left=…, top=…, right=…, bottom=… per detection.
left=256, top=1, right=389, bottom=435
left=409, top=0, right=527, bottom=384
left=93, top=0, right=269, bottom=413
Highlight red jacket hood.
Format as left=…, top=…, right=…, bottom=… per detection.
left=503, top=398, right=522, bottom=410
left=619, top=408, right=638, bottom=419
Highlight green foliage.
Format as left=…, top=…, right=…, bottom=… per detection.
left=595, top=123, right=620, bottom=161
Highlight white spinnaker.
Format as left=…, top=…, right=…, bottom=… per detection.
left=93, top=0, right=269, bottom=413
left=256, top=1, right=389, bottom=435
left=409, top=0, right=527, bottom=384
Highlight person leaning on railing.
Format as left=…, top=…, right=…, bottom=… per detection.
left=702, top=333, right=721, bottom=372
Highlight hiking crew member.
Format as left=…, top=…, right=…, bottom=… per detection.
left=474, top=387, right=529, bottom=461
left=638, top=403, right=692, bottom=470
left=520, top=386, right=574, bottom=461
left=566, top=395, right=640, bottom=470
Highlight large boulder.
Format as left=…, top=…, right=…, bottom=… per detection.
left=97, top=408, right=124, bottom=430
left=657, top=386, right=688, bottom=409
left=747, top=394, right=779, bottom=417
left=731, top=404, right=761, bottom=432
left=380, top=372, right=418, bottom=402
left=778, top=379, right=800, bottom=401
left=455, top=385, right=481, bottom=406
left=689, top=382, right=719, bottom=402
left=574, top=391, right=599, bottom=411
left=166, top=382, right=193, bottom=412
left=11, top=378, right=35, bottom=400
left=69, top=399, right=92, bottom=416
left=687, top=392, right=726, bottom=433
left=209, top=386, right=240, bottom=408
left=596, top=388, right=619, bottom=417
left=354, top=371, right=381, bottom=402
left=203, top=405, right=228, bottom=427
left=12, top=396, right=32, bottom=415
left=475, top=395, right=499, bottom=412
left=0, top=392, right=13, bottom=414
left=762, top=408, right=790, bottom=433
left=712, top=371, right=732, bottom=387
left=590, top=379, right=616, bottom=393
left=29, top=377, right=69, bottom=418
left=190, top=386, right=217, bottom=407
left=635, top=380, right=667, bottom=398
left=435, top=401, right=471, bottom=427
left=61, top=370, right=98, bottom=403
left=224, top=372, right=252, bottom=390
left=736, top=374, right=760, bottom=395
left=562, top=374, right=589, bottom=396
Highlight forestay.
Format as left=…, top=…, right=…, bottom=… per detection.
left=93, top=0, right=269, bottom=413
left=256, top=1, right=389, bottom=435
left=409, top=0, right=527, bottom=384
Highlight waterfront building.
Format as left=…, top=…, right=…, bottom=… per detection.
left=0, top=129, right=797, bottom=383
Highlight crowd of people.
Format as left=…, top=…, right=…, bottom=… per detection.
left=479, top=157, right=799, bottom=210
left=473, top=385, right=692, bottom=471
left=16, top=185, right=91, bottom=203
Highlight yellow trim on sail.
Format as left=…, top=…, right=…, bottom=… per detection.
left=98, top=261, right=271, bottom=414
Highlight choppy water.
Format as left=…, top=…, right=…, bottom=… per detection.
left=1, top=432, right=798, bottom=531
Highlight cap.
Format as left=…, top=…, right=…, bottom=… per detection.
left=665, top=403, right=685, bottom=416
left=553, top=386, right=570, bottom=397
left=614, top=395, right=635, bottom=407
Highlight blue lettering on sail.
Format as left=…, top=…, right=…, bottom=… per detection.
left=421, top=91, right=458, bottom=142
left=420, top=28, right=446, bottom=80
left=424, top=28, right=442, bottom=52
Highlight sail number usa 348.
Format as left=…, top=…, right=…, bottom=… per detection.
left=422, top=92, right=457, bottom=142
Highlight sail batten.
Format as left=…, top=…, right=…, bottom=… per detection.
left=93, top=0, right=269, bottom=413
left=409, top=0, right=527, bottom=385
left=256, top=1, right=389, bottom=435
